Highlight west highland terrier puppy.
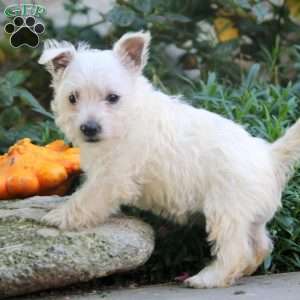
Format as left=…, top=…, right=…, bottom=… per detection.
left=39, top=31, right=300, bottom=288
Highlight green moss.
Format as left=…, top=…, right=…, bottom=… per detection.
left=0, top=218, right=114, bottom=269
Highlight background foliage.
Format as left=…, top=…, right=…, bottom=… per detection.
left=1, top=0, right=300, bottom=284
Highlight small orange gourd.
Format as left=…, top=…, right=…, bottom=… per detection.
left=0, top=138, right=80, bottom=200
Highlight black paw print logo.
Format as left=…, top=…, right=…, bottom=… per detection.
left=4, top=16, right=45, bottom=48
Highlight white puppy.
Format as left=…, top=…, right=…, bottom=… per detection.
left=39, top=31, right=300, bottom=288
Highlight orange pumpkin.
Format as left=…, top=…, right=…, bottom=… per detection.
left=0, top=138, right=80, bottom=199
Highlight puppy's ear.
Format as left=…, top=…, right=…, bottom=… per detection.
left=39, top=40, right=75, bottom=79
left=113, top=31, right=151, bottom=74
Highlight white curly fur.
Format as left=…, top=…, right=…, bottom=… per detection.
left=39, top=31, right=300, bottom=288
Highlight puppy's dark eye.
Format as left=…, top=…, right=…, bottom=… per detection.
left=106, top=94, right=120, bottom=104
left=69, top=93, right=77, bottom=105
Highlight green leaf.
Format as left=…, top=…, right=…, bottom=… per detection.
left=0, top=70, right=30, bottom=108
left=0, top=82, right=15, bottom=107
left=107, top=6, right=136, bottom=27
left=263, top=254, right=272, bottom=270
left=147, top=15, right=167, bottom=23
left=131, top=0, right=153, bottom=14
left=0, top=106, right=22, bottom=128
left=243, top=64, right=260, bottom=90
left=164, top=13, right=191, bottom=23
left=0, top=127, right=17, bottom=153
left=15, top=88, right=54, bottom=119
left=4, top=70, right=29, bottom=87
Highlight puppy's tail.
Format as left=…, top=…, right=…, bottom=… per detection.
left=271, top=119, right=300, bottom=185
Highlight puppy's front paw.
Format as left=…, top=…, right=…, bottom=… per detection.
left=41, top=205, right=71, bottom=229
left=42, top=201, right=102, bottom=230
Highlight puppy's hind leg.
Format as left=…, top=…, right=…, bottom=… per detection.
left=243, top=224, right=273, bottom=276
left=185, top=201, right=255, bottom=288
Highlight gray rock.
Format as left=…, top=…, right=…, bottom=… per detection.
left=0, top=196, right=154, bottom=298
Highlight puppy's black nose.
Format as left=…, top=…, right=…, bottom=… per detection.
left=80, top=121, right=101, bottom=137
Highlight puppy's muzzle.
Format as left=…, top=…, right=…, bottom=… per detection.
left=80, top=120, right=102, bottom=142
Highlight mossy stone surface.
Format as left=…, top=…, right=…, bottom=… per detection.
left=0, top=196, right=154, bottom=298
